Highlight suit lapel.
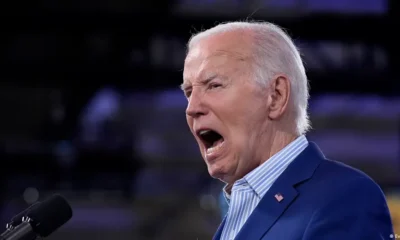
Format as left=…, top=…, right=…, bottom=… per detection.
left=235, top=184, right=298, bottom=240
left=234, top=142, right=325, bottom=240
left=213, top=216, right=226, bottom=240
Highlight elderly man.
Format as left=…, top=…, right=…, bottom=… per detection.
left=181, top=21, right=393, bottom=240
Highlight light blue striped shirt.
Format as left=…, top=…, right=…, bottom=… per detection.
left=220, top=135, right=308, bottom=240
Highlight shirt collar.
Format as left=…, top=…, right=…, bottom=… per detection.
left=223, top=135, right=309, bottom=203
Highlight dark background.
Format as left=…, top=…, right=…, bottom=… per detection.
left=0, top=0, right=399, bottom=239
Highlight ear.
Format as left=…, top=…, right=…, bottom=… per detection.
left=268, top=75, right=291, bottom=120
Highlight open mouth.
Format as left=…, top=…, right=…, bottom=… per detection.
left=197, top=129, right=225, bottom=154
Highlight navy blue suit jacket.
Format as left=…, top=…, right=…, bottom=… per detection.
left=214, top=142, right=394, bottom=240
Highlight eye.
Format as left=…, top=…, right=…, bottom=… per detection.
left=209, top=83, right=222, bottom=89
left=185, top=90, right=192, bottom=98
left=183, top=87, right=192, bottom=98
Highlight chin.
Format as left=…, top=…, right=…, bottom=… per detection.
left=206, top=160, right=231, bottom=181
left=207, top=163, right=225, bottom=179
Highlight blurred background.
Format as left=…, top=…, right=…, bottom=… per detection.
left=0, top=0, right=399, bottom=239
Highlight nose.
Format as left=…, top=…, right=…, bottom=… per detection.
left=186, top=90, right=207, bottom=118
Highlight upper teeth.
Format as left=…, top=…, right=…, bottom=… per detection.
left=199, top=130, right=211, bottom=135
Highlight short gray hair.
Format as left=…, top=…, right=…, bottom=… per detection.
left=187, top=21, right=311, bottom=135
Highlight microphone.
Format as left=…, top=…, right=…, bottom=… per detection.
left=6, top=202, right=41, bottom=230
left=0, top=194, right=73, bottom=240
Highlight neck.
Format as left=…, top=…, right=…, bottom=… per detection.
left=265, top=131, right=298, bottom=163
left=224, top=130, right=299, bottom=194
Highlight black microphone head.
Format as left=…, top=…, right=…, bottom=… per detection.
left=8, top=202, right=41, bottom=228
left=27, top=194, right=73, bottom=237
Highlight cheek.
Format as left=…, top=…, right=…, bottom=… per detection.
left=224, top=109, right=256, bottom=133
left=186, top=117, right=194, bottom=130
left=224, top=109, right=265, bottom=150
left=229, top=134, right=249, bottom=157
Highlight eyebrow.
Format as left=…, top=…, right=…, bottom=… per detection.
left=180, top=74, right=218, bottom=92
left=180, top=82, right=189, bottom=91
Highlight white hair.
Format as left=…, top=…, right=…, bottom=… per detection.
left=187, top=21, right=311, bottom=135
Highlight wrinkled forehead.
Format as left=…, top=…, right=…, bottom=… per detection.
left=183, top=35, right=252, bottom=84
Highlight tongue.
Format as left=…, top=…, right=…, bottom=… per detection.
left=211, top=138, right=224, bottom=148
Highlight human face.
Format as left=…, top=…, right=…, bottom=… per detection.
left=182, top=35, right=272, bottom=184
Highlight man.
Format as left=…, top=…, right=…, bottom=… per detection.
left=181, top=21, right=393, bottom=239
